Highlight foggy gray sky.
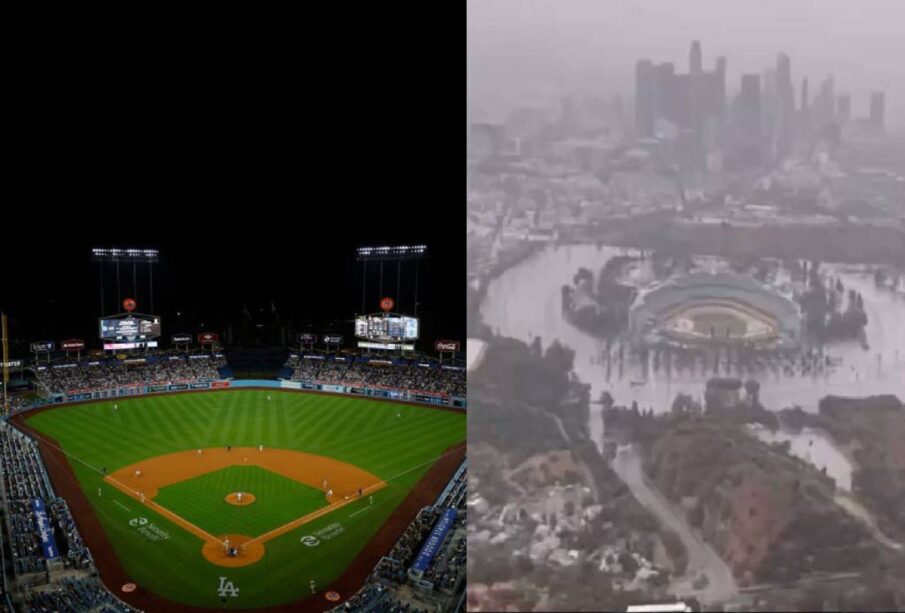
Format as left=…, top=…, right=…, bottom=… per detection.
left=467, top=0, right=905, bottom=131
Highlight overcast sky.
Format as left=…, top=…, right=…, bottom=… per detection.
left=467, top=0, right=905, bottom=131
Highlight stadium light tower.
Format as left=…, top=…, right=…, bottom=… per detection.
left=356, top=245, right=427, bottom=316
left=92, top=248, right=159, bottom=316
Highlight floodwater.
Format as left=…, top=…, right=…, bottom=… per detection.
left=480, top=244, right=905, bottom=451
left=744, top=425, right=853, bottom=491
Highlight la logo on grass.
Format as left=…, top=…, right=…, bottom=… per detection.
left=217, top=577, right=239, bottom=598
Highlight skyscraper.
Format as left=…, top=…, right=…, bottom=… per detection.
left=739, top=74, right=763, bottom=142
left=775, top=53, right=794, bottom=156
left=870, top=91, right=885, bottom=131
left=690, top=40, right=703, bottom=75
left=837, top=94, right=851, bottom=123
left=635, top=59, right=655, bottom=137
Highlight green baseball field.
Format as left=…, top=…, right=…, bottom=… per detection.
left=23, top=390, right=465, bottom=609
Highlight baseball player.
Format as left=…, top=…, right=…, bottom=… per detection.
left=97, top=488, right=102, bottom=497
left=326, top=489, right=333, bottom=499
left=259, top=444, right=264, bottom=452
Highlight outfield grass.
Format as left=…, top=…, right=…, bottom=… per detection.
left=155, top=465, right=328, bottom=538
left=26, top=390, right=465, bottom=608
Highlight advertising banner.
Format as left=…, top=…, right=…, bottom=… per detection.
left=190, top=382, right=211, bottom=389
left=169, top=384, right=188, bottom=391
left=323, top=335, right=343, bottom=345
left=67, top=393, right=92, bottom=401
left=298, top=333, right=317, bottom=344
left=434, top=340, right=461, bottom=353
left=350, top=387, right=366, bottom=395
left=211, top=381, right=231, bottom=389
left=30, top=341, right=55, bottom=353
left=320, top=384, right=346, bottom=394
left=148, top=385, right=169, bottom=393
left=197, top=332, right=219, bottom=343
left=302, top=382, right=317, bottom=390
left=32, top=499, right=60, bottom=560
left=171, top=334, right=192, bottom=344
left=412, top=508, right=457, bottom=572
left=281, top=380, right=302, bottom=390
left=61, top=339, right=86, bottom=351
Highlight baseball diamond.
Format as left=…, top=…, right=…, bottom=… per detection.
left=16, top=389, right=465, bottom=609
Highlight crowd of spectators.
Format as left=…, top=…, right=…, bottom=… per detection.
left=34, top=355, right=226, bottom=395
left=289, top=358, right=466, bottom=396
left=336, top=462, right=468, bottom=612
left=23, top=576, right=137, bottom=612
left=0, top=428, right=90, bottom=577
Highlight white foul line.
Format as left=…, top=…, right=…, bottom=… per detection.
left=113, top=500, right=131, bottom=513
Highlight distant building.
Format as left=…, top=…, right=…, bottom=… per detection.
left=870, top=91, right=886, bottom=132
left=836, top=94, right=851, bottom=123
left=635, top=59, right=656, bottom=138
left=739, top=73, right=762, bottom=143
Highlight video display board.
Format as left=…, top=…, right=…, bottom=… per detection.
left=354, top=315, right=419, bottom=342
left=99, top=316, right=161, bottom=341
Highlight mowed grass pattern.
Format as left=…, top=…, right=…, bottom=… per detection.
left=154, top=465, right=328, bottom=537
left=26, top=390, right=465, bottom=608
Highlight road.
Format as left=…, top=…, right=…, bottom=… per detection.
left=611, top=445, right=739, bottom=606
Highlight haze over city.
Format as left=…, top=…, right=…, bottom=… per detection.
left=468, top=0, right=905, bottom=131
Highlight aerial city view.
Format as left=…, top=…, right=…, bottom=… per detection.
left=467, top=1, right=905, bottom=611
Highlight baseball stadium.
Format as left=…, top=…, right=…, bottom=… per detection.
left=0, top=241, right=466, bottom=612
left=628, top=272, right=803, bottom=349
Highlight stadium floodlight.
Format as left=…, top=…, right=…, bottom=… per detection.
left=92, top=248, right=159, bottom=262
left=356, top=245, right=427, bottom=261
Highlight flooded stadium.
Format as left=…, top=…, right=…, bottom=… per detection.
left=480, top=244, right=905, bottom=448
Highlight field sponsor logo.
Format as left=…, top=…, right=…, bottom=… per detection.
left=300, top=522, right=345, bottom=547
left=128, top=517, right=170, bottom=541
left=300, top=535, right=319, bottom=547
left=211, top=381, right=230, bottom=389
left=190, top=382, right=210, bottom=389
left=217, top=577, right=240, bottom=598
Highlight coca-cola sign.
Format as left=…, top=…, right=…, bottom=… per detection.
left=434, top=340, right=461, bottom=353
left=197, top=333, right=219, bottom=343
left=61, top=339, right=86, bottom=351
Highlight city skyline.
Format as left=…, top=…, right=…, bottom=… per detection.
left=467, top=0, right=905, bottom=131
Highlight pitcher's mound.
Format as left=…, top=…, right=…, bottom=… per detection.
left=202, top=534, right=265, bottom=567
left=225, top=492, right=256, bottom=506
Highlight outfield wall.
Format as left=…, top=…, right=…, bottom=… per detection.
left=28, top=379, right=466, bottom=410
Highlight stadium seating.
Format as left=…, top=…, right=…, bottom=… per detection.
left=0, top=426, right=136, bottom=611
left=332, top=462, right=467, bottom=613
left=33, top=354, right=227, bottom=395
left=287, top=355, right=466, bottom=397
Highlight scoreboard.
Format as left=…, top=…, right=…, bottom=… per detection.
left=99, top=316, right=161, bottom=341
left=355, top=315, right=419, bottom=342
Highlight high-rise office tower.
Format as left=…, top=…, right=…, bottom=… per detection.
left=775, top=53, right=794, bottom=156
left=715, top=56, right=727, bottom=122
left=817, top=76, right=835, bottom=127
left=801, top=78, right=809, bottom=111
left=870, top=91, right=885, bottom=131
left=635, top=59, right=656, bottom=137
left=739, top=74, right=763, bottom=142
left=837, top=94, right=851, bottom=123
left=690, top=40, right=703, bottom=75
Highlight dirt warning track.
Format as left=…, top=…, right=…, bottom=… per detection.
left=104, top=447, right=387, bottom=567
